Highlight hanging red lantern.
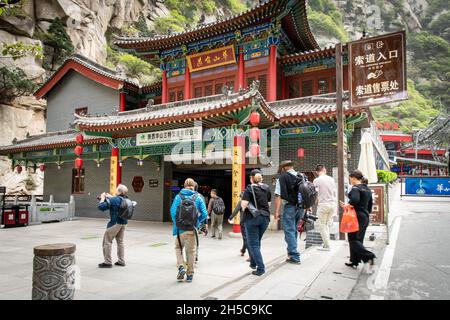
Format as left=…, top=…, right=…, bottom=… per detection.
left=249, top=112, right=260, bottom=126
left=75, top=134, right=84, bottom=144
left=74, top=145, right=84, bottom=156
left=250, top=143, right=260, bottom=157
left=249, top=127, right=260, bottom=141
left=39, top=164, right=45, bottom=172
left=16, top=165, right=22, bottom=174
left=75, top=157, right=83, bottom=169
left=297, top=148, right=305, bottom=158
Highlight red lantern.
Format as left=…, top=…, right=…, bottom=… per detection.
left=75, top=157, right=83, bottom=169
left=250, top=143, right=260, bottom=157
left=39, top=164, right=45, bottom=172
left=249, top=112, right=260, bottom=126
left=74, top=145, right=83, bottom=156
left=297, top=148, right=305, bottom=158
left=75, top=134, right=84, bottom=144
left=249, top=127, right=260, bottom=141
left=16, top=165, right=22, bottom=174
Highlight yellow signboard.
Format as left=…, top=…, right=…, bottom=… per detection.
left=109, top=155, right=118, bottom=195
left=232, top=145, right=243, bottom=225
left=186, top=45, right=236, bottom=73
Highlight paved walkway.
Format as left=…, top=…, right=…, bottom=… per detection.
left=0, top=217, right=384, bottom=300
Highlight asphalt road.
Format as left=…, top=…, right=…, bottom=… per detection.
left=350, top=196, right=450, bottom=300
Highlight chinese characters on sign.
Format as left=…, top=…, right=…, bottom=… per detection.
left=187, top=45, right=236, bottom=73
left=109, top=156, right=118, bottom=195
left=369, top=185, right=385, bottom=224
left=349, top=31, right=407, bottom=107
left=405, top=177, right=450, bottom=197
left=136, top=127, right=203, bottom=146
left=232, top=143, right=244, bottom=225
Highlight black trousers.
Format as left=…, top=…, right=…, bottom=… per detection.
left=348, top=212, right=376, bottom=265
left=241, top=222, right=247, bottom=253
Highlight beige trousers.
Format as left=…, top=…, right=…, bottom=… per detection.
left=103, top=223, right=126, bottom=265
left=175, top=231, right=197, bottom=276
left=317, top=203, right=336, bottom=248
left=211, top=212, right=224, bottom=237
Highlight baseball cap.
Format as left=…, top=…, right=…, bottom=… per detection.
left=250, top=169, right=262, bottom=176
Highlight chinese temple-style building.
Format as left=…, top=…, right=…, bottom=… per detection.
left=0, top=0, right=389, bottom=222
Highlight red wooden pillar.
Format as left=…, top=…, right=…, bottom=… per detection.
left=281, top=72, right=286, bottom=100
left=184, top=65, right=191, bottom=100
left=119, top=91, right=126, bottom=112
left=237, top=50, right=245, bottom=91
left=268, top=44, right=277, bottom=102
left=162, top=70, right=168, bottom=104
left=420, top=164, right=423, bottom=176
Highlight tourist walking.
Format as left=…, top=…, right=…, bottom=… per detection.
left=340, top=170, right=376, bottom=269
left=241, top=169, right=271, bottom=276
left=313, top=164, right=337, bottom=251
left=97, top=184, right=132, bottom=268
left=274, top=160, right=304, bottom=264
left=171, top=178, right=208, bottom=282
left=228, top=191, right=247, bottom=256
left=208, top=189, right=226, bottom=239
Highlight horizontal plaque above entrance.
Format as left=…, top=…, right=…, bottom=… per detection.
left=136, top=127, right=203, bottom=146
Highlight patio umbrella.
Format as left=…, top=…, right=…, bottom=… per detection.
left=358, top=131, right=378, bottom=183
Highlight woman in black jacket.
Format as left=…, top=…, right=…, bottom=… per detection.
left=340, top=170, right=376, bottom=269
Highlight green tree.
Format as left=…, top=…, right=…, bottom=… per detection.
left=1, top=42, right=43, bottom=60
left=134, top=12, right=151, bottom=37
left=41, top=17, right=74, bottom=69
left=0, top=66, right=37, bottom=103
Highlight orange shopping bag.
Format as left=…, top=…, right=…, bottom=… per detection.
left=339, top=205, right=359, bottom=233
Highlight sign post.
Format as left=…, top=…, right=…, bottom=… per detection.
left=335, top=42, right=346, bottom=240
left=231, top=136, right=245, bottom=235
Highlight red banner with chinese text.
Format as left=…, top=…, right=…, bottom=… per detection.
left=187, top=45, right=236, bottom=73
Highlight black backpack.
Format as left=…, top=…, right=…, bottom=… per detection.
left=118, top=196, right=134, bottom=220
left=176, top=194, right=199, bottom=231
left=212, top=197, right=225, bottom=215
left=294, top=173, right=318, bottom=209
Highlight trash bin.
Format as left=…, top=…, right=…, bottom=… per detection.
left=1, top=204, right=29, bottom=227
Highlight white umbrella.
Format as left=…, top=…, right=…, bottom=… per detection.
left=358, top=131, right=378, bottom=183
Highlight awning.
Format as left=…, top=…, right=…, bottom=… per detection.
left=394, top=156, right=447, bottom=167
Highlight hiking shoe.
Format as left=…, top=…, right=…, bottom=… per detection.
left=249, top=264, right=257, bottom=270
left=98, top=263, right=113, bottom=268
left=177, top=266, right=186, bottom=281
left=318, top=245, right=331, bottom=251
left=286, top=258, right=301, bottom=264
left=114, top=261, right=126, bottom=267
left=218, top=233, right=223, bottom=240
left=252, top=270, right=265, bottom=276
left=211, top=235, right=216, bottom=238
left=186, top=275, right=193, bottom=282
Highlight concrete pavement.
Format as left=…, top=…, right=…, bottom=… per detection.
left=0, top=216, right=378, bottom=300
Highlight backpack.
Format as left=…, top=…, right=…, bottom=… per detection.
left=212, top=197, right=225, bottom=215
left=175, top=193, right=199, bottom=231
left=118, top=196, right=134, bottom=220
left=294, top=173, right=318, bottom=209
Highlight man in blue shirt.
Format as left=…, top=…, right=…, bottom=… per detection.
left=98, top=184, right=129, bottom=268
left=274, top=160, right=305, bottom=264
left=170, top=178, right=208, bottom=282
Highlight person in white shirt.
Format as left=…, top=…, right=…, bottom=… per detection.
left=313, top=164, right=337, bottom=250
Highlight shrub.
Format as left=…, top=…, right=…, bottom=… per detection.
left=377, top=170, right=398, bottom=183
left=0, top=66, right=37, bottom=103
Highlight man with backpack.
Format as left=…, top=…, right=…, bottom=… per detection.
left=97, top=184, right=135, bottom=268
left=170, top=178, right=208, bottom=282
left=208, top=189, right=225, bottom=239
left=274, top=160, right=317, bottom=264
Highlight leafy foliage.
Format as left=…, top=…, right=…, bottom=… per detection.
left=0, top=0, right=27, bottom=17
left=134, top=12, right=151, bottom=37
left=40, top=17, right=74, bottom=68
left=106, top=45, right=161, bottom=85
left=377, top=170, right=397, bottom=183
left=307, top=3, right=349, bottom=42
left=371, top=80, right=440, bottom=132
left=1, top=42, right=43, bottom=60
left=0, top=66, right=37, bottom=103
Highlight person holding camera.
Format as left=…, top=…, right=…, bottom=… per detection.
left=314, top=164, right=337, bottom=251
left=97, top=184, right=130, bottom=268
left=240, top=169, right=271, bottom=276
